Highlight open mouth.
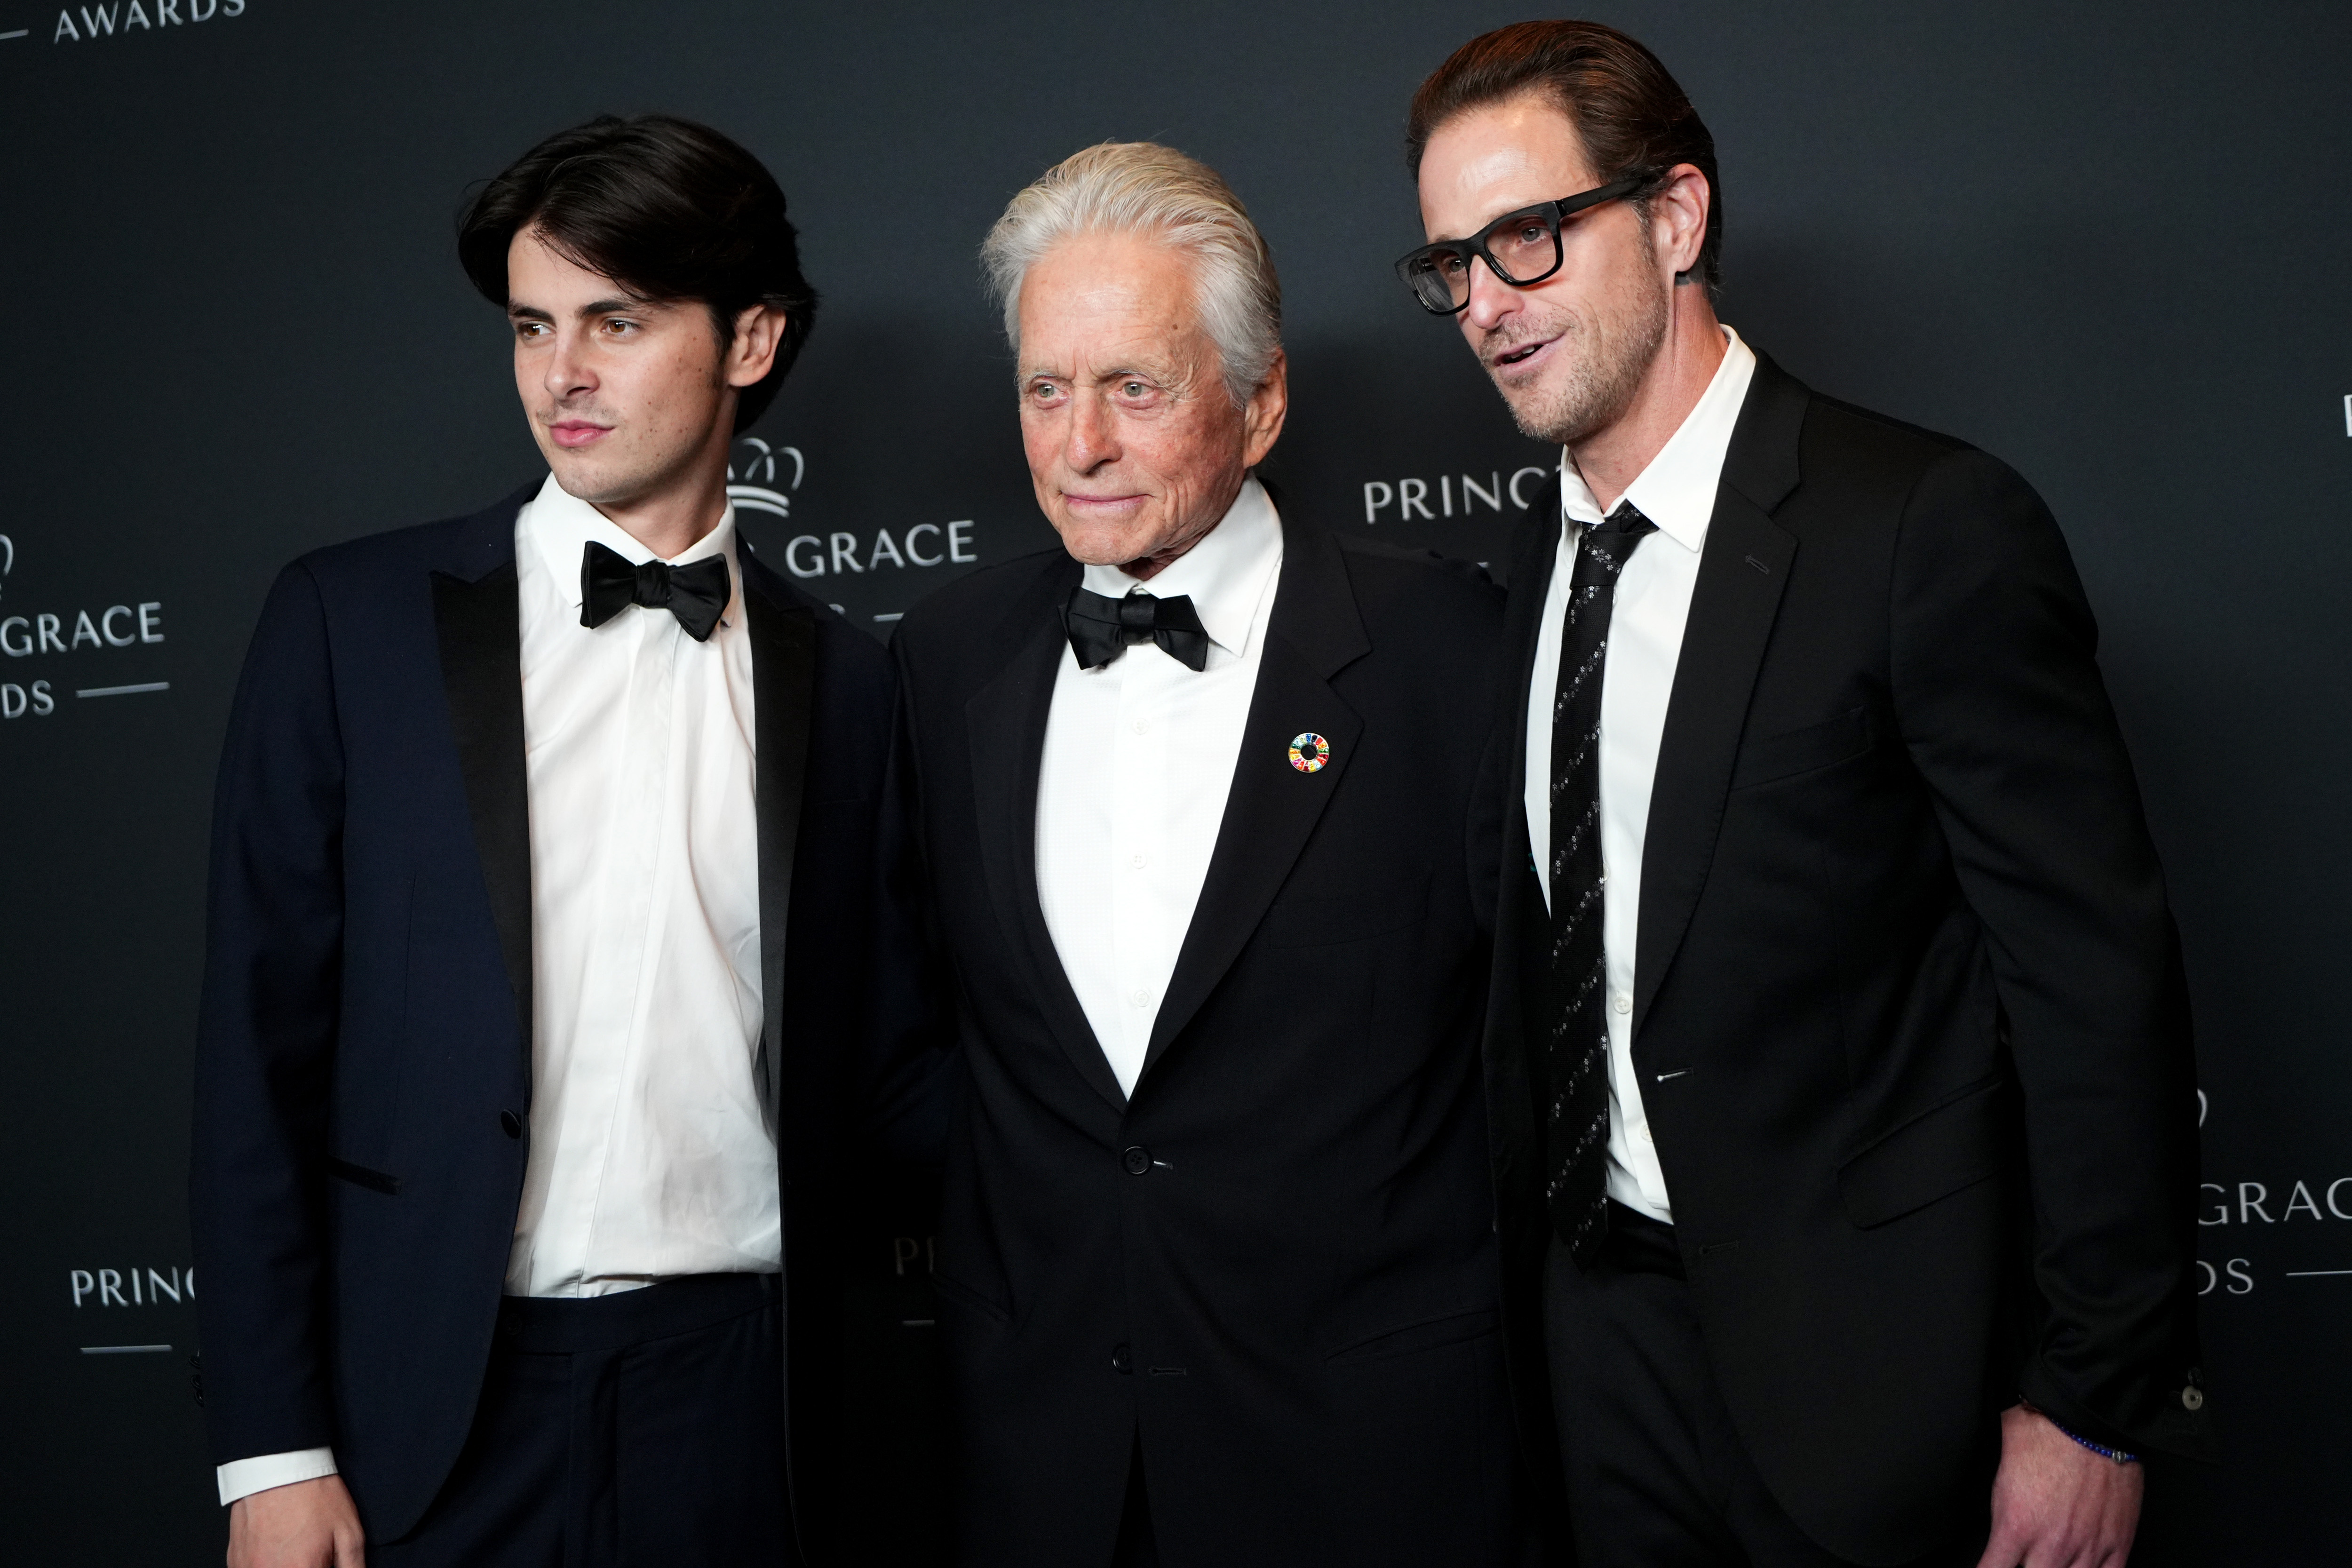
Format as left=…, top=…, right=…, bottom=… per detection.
left=1494, top=336, right=1553, bottom=368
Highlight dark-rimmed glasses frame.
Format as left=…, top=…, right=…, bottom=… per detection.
left=1393, top=176, right=1647, bottom=315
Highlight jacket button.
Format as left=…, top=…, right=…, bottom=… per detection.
left=500, top=1110, right=524, bottom=1139
left=2181, top=1385, right=2204, bottom=1411
left=1121, top=1146, right=1151, bottom=1176
left=1112, top=1344, right=1133, bottom=1375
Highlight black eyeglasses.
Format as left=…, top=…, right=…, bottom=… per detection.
left=1393, top=175, right=1648, bottom=314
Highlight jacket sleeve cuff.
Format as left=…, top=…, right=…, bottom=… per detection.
left=217, top=1447, right=338, bottom=1507
left=2018, top=1357, right=2217, bottom=1464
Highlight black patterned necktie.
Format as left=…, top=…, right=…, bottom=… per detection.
left=580, top=540, right=731, bottom=642
left=1062, top=586, right=1211, bottom=672
left=1544, top=501, right=1656, bottom=1265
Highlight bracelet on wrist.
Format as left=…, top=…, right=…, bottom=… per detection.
left=2018, top=1400, right=2138, bottom=1465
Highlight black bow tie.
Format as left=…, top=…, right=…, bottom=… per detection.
left=1062, top=586, right=1210, bottom=672
left=580, top=540, right=731, bottom=642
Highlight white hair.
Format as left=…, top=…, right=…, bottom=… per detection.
left=979, top=141, right=1282, bottom=408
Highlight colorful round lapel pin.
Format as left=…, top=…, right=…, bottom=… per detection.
left=1287, top=732, right=1331, bottom=774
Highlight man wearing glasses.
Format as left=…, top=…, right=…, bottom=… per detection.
left=1398, top=21, right=2211, bottom=1568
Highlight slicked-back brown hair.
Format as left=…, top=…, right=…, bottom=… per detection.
left=1406, top=20, right=1723, bottom=295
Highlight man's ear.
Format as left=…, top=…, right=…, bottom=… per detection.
left=1651, top=163, right=1710, bottom=282
left=1241, top=348, right=1290, bottom=469
left=726, top=303, right=789, bottom=389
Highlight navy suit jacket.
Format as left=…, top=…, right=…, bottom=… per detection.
left=191, top=484, right=937, bottom=1558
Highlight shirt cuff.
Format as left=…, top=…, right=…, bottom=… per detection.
left=217, top=1447, right=339, bottom=1507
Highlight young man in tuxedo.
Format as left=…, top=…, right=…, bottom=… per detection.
left=1397, top=22, right=2213, bottom=1568
left=892, top=143, right=1521, bottom=1567
left=193, top=115, right=933, bottom=1568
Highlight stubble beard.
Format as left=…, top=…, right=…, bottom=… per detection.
left=1493, top=265, right=1671, bottom=448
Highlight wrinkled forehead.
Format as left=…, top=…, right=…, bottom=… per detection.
left=1017, top=230, right=1211, bottom=371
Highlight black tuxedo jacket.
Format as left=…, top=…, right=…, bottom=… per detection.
left=191, top=485, right=934, bottom=1558
left=893, top=509, right=1523, bottom=1567
left=1485, top=354, right=2214, bottom=1563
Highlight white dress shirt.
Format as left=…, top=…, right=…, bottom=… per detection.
left=1524, top=327, right=1757, bottom=1224
left=219, top=473, right=778, bottom=1505
left=1036, top=478, right=1284, bottom=1096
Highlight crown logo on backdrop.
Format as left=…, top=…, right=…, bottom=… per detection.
left=727, top=438, right=805, bottom=522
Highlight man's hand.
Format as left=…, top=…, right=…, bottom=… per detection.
left=227, top=1474, right=366, bottom=1568
left=1976, top=1404, right=2143, bottom=1568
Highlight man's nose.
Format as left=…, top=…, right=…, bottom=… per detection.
left=1067, top=390, right=1120, bottom=470
left=1460, top=255, right=1522, bottom=334
left=545, top=328, right=597, bottom=401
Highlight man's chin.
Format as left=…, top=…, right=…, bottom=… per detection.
left=1051, top=517, right=1159, bottom=571
left=1500, top=376, right=1602, bottom=447
left=544, top=449, right=642, bottom=507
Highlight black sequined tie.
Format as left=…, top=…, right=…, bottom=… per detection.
left=1544, top=501, right=1656, bottom=1265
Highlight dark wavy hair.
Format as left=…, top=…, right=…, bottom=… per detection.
left=1407, top=21, right=1723, bottom=297
left=458, top=114, right=818, bottom=432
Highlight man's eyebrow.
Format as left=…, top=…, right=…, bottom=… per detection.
left=506, top=296, right=653, bottom=322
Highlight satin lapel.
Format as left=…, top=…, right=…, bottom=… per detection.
left=1140, top=519, right=1370, bottom=1082
left=429, top=504, right=534, bottom=1066
left=1632, top=357, right=1807, bottom=1035
left=742, top=566, right=818, bottom=1123
left=965, top=572, right=1128, bottom=1112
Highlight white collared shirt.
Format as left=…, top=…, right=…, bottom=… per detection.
left=1524, top=326, right=1757, bottom=1223
left=1036, top=478, right=1285, bottom=1096
left=219, top=472, right=778, bottom=1505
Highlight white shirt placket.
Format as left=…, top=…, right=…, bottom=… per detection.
left=555, top=610, right=676, bottom=1289
left=1111, top=658, right=1163, bottom=1067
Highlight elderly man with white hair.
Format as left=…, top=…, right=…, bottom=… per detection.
left=892, top=143, right=1524, bottom=1567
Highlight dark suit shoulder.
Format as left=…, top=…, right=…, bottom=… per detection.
left=1333, top=534, right=1505, bottom=639
left=292, top=514, right=478, bottom=583
left=1797, top=393, right=1981, bottom=491
left=1785, top=392, right=2045, bottom=541
left=893, top=546, right=1071, bottom=657
left=286, top=485, right=533, bottom=601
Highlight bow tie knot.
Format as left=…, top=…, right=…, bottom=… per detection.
left=1062, top=586, right=1210, bottom=672
left=580, top=540, right=731, bottom=642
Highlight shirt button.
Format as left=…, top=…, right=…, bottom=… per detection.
left=1613, top=994, right=1632, bottom=1016
left=1130, top=853, right=1148, bottom=869
left=1122, top=1146, right=1152, bottom=1176
left=1131, top=988, right=1151, bottom=1007
left=1132, top=719, right=1149, bottom=735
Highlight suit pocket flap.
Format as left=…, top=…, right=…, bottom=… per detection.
left=1837, top=1077, right=2007, bottom=1228
left=1326, top=1305, right=1498, bottom=1363
left=931, top=1271, right=1012, bottom=1325
left=327, top=1157, right=401, bottom=1196
left=1731, top=708, right=1872, bottom=789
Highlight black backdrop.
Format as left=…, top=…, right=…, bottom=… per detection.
left=4, top=2, right=2348, bottom=1562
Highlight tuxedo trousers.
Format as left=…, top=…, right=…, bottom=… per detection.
left=373, top=1272, right=792, bottom=1568
left=1543, top=1205, right=1985, bottom=1568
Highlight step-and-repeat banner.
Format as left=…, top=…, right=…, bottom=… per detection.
left=3, top=2, right=2345, bottom=1561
